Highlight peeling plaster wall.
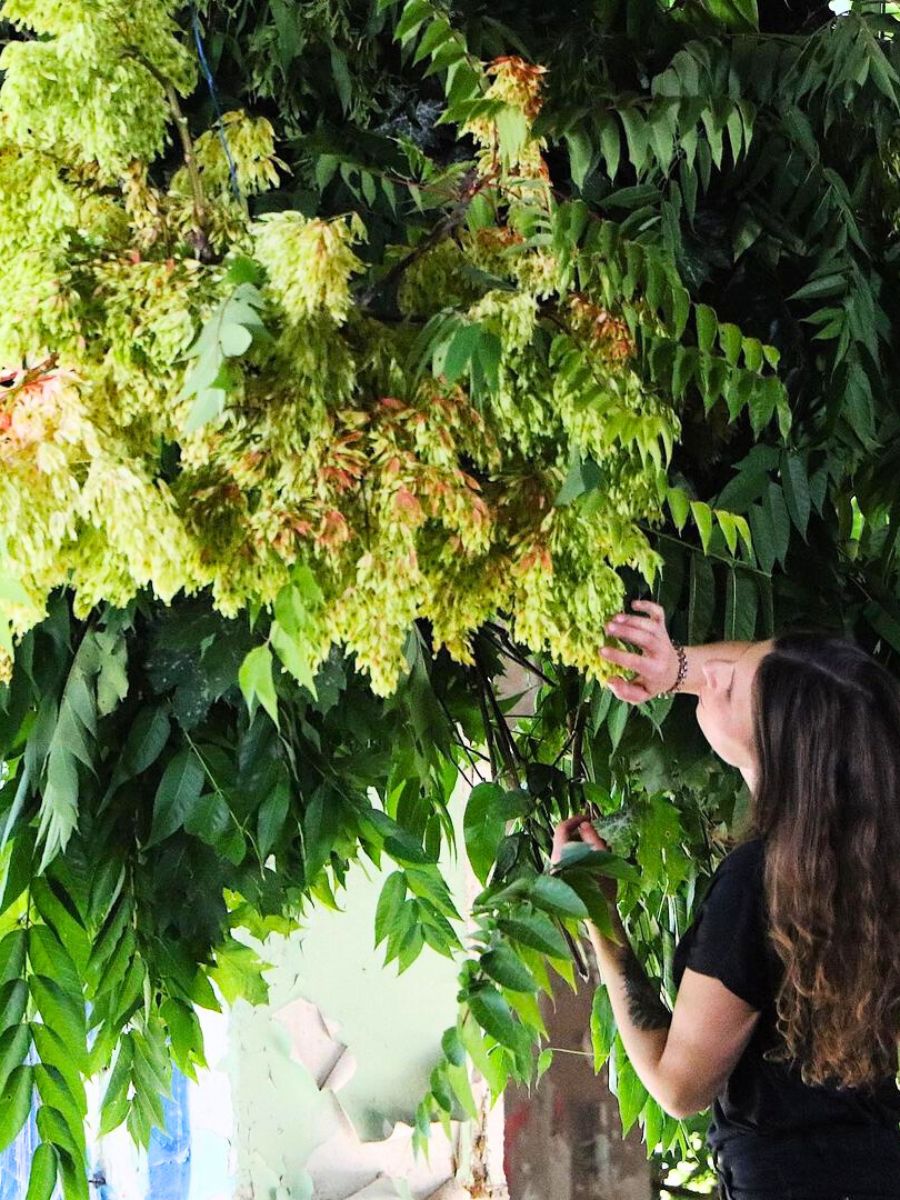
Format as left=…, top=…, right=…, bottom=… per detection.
left=0, top=777, right=506, bottom=1200
left=221, top=777, right=506, bottom=1200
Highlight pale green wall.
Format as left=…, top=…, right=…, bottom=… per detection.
left=220, top=780, right=475, bottom=1199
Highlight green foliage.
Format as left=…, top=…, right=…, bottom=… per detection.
left=3, top=0, right=900, bottom=1186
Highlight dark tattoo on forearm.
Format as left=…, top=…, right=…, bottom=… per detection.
left=621, top=945, right=673, bottom=1030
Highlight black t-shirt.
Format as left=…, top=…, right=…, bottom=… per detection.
left=673, top=836, right=900, bottom=1197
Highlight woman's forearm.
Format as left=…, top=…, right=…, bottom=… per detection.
left=586, top=912, right=674, bottom=1109
left=678, top=639, right=768, bottom=696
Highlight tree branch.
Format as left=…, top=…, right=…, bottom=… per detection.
left=125, top=47, right=210, bottom=255
left=356, top=166, right=498, bottom=310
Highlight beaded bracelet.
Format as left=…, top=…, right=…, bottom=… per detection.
left=659, top=640, right=687, bottom=699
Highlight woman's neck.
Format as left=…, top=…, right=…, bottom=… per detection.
left=740, top=760, right=758, bottom=795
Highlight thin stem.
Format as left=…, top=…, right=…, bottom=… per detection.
left=431, top=681, right=492, bottom=784
left=637, top=523, right=771, bottom=580
left=483, top=620, right=556, bottom=686
left=183, top=729, right=262, bottom=866
left=550, top=723, right=578, bottom=769
left=571, top=699, right=588, bottom=783
left=356, top=166, right=498, bottom=309
left=471, top=662, right=501, bottom=780
left=125, top=48, right=207, bottom=235
left=473, top=638, right=522, bottom=789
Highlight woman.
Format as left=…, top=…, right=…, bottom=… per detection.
left=552, top=598, right=900, bottom=1200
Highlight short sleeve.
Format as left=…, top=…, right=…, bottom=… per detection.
left=676, top=845, right=770, bottom=1011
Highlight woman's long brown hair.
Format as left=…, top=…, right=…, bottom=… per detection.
left=748, top=629, right=900, bottom=1089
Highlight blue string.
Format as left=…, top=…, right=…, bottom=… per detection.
left=191, top=4, right=244, bottom=207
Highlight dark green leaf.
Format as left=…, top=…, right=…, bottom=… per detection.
left=0, top=1022, right=30, bottom=1095
left=147, top=748, right=206, bottom=847
left=481, top=946, right=537, bottom=992
left=614, top=1042, right=648, bottom=1135
left=463, top=782, right=507, bottom=885
left=0, top=825, right=36, bottom=914
left=30, top=1023, right=86, bottom=1117
left=34, top=1064, right=86, bottom=1153
left=441, top=1025, right=465, bottom=1067
left=497, top=911, right=569, bottom=959
left=257, top=776, right=290, bottom=859
left=29, top=923, right=83, bottom=1002
left=0, top=927, right=26, bottom=987
left=528, top=874, right=589, bottom=918
left=590, top=985, right=616, bottom=1070
left=30, top=976, right=88, bottom=1072
left=781, top=451, right=811, bottom=541
left=441, top=323, right=481, bottom=384
left=765, top=482, right=791, bottom=569
left=0, top=979, right=28, bottom=1033
left=468, top=984, right=529, bottom=1053
left=375, top=871, right=407, bottom=947
left=121, top=707, right=171, bottom=776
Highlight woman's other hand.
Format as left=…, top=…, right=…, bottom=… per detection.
left=551, top=814, right=617, bottom=903
left=599, top=597, right=679, bottom=704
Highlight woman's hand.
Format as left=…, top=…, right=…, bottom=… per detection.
left=599, top=597, right=680, bottom=704
left=551, top=814, right=617, bottom=904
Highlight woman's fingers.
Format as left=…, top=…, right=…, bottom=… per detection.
left=556, top=814, right=590, bottom=839
left=599, top=645, right=648, bottom=673
left=630, top=598, right=666, bottom=622
left=551, top=814, right=594, bottom=863
left=552, top=814, right=609, bottom=856
left=577, top=820, right=609, bottom=851
left=608, top=677, right=653, bottom=702
left=604, top=620, right=659, bottom=650
left=600, top=597, right=677, bottom=706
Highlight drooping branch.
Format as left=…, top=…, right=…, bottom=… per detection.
left=356, top=166, right=498, bottom=311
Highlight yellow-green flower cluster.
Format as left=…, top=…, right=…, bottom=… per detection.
left=252, top=212, right=367, bottom=325
left=173, top=112, right=284, bottom=201
left=0, top=369, right=199, bottom=635
left=396, top=238, right=483, bottom=319
left=0, top=9, right=680, bottom=701
left=0, top=0, right=196, bottom=177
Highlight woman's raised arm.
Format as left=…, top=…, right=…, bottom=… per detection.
left=599, top=597, right=770, bottom=701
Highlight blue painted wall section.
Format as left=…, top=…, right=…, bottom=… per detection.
left=0, top=1067, right=192, bottom=1200
left=148, top=1067, right=191, bottom=1199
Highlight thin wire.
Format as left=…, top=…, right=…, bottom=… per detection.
left=191, top=4, right=244, bottom=208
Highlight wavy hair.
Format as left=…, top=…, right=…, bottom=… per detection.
left=747, top=628, right=900, bottom=1089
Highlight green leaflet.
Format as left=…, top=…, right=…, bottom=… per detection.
left=0, top=1064, right=33, bottom=1153
left=497, top=911, right=570, bottom=960
left=34, top=630, right=117, bottom=874
left=179, top=280, right=268, bottom=435
left=590, top=984, right=617, bottom=1071
left=25, top=1141, right=59, bottom=1200
left=463, top=782, right=507, bottom=885
left=481, top=945, right=538, bottom=992
left=146, top=748, right=206, bottom=848
left=238, top=644, right=280, bottom=730
left=527, top=873, right=589, bottom=919
left=0, top=1022, right=31, bottom=1096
